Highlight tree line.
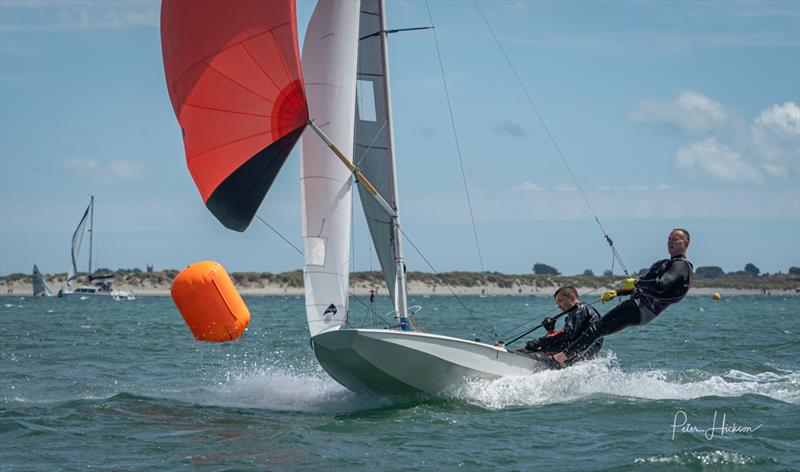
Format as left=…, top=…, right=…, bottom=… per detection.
left=532, top=262, right=800, bottom=278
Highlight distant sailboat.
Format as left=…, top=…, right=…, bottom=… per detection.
left=161, top=0, right=549, bottom=395
left=32, top=265, right=54, bottom=297
left=67, top=196, right=92, bottom=284
left=58, top=196, right=135, bottom=300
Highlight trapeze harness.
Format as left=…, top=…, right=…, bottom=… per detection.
left=564, top=255, right=693, bottom=359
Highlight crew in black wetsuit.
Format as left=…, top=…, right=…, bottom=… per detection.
left=552, top=228, right=693, bottom=367
left=519, top=286, right=603, bottom=366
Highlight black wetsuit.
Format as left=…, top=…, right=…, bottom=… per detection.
left=564, top=255, right=693, bottom=358
left=524, top=302, right=603, bottom=364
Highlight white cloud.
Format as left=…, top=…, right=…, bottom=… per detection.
left=636, top=94, right=799, bottom=185
left=555, top=184, right=576, bottom=192
left=402, top=187, right=799, bottom=223
left=0, top=2, right=158, bottom=32
left=733, top=4, right=800, bottom=18
left=65, top=158, right=151, bottom=183
left=108, top=160, right=152, bottom=180
left=502, top=1, right=532, bottom=16
left=676, top=138, right=763, bottom=183
left=627, top=184, right=649, bottom=192
left=65, top=158, right=98, bottom=172
left=750, top=101, right=800, bottom=177
left=632, top=91, right=729, bottom=134
left=513, top=181, right=546, bottom=192
left=754, top=102, right=800, bottom=138
left=655, top=183, right=673, bottom=191
left=598, top=184, right=651, bottom=192
left=498, top=31, right=798, bottom=52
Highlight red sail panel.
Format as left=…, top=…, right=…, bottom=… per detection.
left=161, top=0, right=308, bottom=231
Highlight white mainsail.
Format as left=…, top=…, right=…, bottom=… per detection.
left=300, top=0, right=361, bottom=337
left=307, top=0, right=550, bottom=395
left=354, top=0, right=405, bottom=311
left=67, top=198, right=92, bottom=282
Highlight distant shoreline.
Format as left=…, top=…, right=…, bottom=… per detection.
left=2, top=270, right=797, bottom=297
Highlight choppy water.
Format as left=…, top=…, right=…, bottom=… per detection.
left=1, top=294, right=798, bottom=471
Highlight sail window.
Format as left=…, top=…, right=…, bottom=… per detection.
left=356, top=80, right=377, bottom=122
left=303, top=237, right=327, bottom=266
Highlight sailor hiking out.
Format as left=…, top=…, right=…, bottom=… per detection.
left=517, top=286, right=603, bottom=367
left=552, top=228, right=693, bottom=367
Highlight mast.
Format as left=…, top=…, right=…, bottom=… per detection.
left=88, top=195, right=94, bottom=274
left=376, top=0, right=409, bottom=329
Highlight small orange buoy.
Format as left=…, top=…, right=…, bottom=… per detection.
left=171, top=261, right=250, bottom=342
left=713, top=292, right=721, bottom=300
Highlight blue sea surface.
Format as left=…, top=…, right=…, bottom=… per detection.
left=1, top=294, right=798, bottom=471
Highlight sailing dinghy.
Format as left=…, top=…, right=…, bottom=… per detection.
left=161, top=0, right=549, bottom=395
left=32, top=265, right=54, bottom=297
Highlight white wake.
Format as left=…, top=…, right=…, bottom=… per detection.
left=451, top=353, right=800, bottom=409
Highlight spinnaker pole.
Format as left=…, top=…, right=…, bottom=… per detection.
left=307, top=121, right=396, bottom=219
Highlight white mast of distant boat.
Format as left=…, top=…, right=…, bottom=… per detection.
left=88, top=194, right=94, bottom=275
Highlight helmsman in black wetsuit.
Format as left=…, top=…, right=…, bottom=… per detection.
left=552, top=228, right=693, bottom=367
left=519, top=286, right=603, bottom=366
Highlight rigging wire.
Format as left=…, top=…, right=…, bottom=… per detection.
left=424, top=0, right=485, bottom=273
left=255, top=215, right=302, bottom=256
left=355, top=119, right=388, bottom=167
left=399, top=227, right=493, bottom=337
left=254, top=213, right=373, bottom=316
left=498, top=304, right=560, bottom=340
left=473, top=0, right=629, bottom=276
left=497, top=286, right=603, bottom=343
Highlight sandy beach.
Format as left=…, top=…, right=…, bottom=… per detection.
left=2, top=276, right=796, bottom=298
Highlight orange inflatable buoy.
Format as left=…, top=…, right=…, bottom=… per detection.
left=171, top=261, right=250, bottom=342
left=713, top=292, right=721, bottom=300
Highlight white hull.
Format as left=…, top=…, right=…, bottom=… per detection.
left=58, top=289, right=135, bottom=301
left=311, top=328, right=549, bottom=395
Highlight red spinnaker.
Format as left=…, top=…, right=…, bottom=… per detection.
left=161, top=0, right=308, bottom=231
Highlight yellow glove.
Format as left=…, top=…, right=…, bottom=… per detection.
left=600, top=290, right=617, bottom=303
left=622, top=277, right=636, bottom=291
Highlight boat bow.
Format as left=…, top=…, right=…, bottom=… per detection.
left=312, top=328, right=547, bottom=395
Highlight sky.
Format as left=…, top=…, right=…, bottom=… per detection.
left=1, top=0, right=798, bottom=278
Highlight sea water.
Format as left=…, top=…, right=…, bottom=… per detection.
left=1, top=294, right=798, bottom=471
